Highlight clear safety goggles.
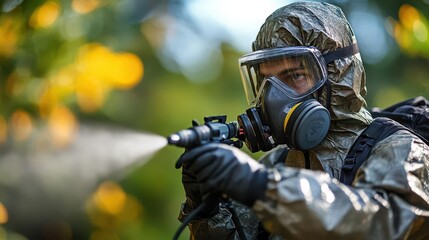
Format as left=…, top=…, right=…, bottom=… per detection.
left=239, top=46, right=328, bottom=105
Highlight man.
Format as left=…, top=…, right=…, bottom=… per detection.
left=178, top=2, right=429, bottom=239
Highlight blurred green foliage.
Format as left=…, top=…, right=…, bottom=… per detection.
left=0, top=0, right=428, bottom=239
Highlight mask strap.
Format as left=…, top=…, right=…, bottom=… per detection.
left=321, top=44, right=356, bottom=110
left=322, top=43, right=359, bottom=63
left=304, top=151, right=310, bottom=169
left=325, top=79, right=332, bottom=110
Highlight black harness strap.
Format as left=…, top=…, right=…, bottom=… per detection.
left=340, top=117, right=411, bottom=185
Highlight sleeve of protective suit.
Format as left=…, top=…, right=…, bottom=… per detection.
left=253, top=130, right=429, bottom=239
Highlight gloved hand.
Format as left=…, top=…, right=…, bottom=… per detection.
left=181, top=160, right=220, bottom=217
left=181, top=163, right=203, bottom=209
left=176, top=143, right=268, bottom=206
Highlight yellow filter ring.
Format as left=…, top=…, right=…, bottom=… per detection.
left=283, top=102, right=302, bottom=131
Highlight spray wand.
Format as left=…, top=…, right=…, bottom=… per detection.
left=167, top=115, right=243, bottom=150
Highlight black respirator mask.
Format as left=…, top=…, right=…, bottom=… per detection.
left=237, top=44, right=359, bottom=152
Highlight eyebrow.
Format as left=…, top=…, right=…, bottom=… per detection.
left=260, top=60, right=305, bottom=76
left=277, top=66, right=305, bottom=76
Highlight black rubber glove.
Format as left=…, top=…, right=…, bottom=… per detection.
left=181, top=160, right=220, bottom=217
left=181, top=163, right=203, bottom=210
left=176, top=143, right=268, bottom=206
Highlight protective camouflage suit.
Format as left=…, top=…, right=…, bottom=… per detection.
left=178, top=2, right=429, bottom=239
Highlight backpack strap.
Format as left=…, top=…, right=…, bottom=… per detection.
left=340, top=117, right=408, bottom=185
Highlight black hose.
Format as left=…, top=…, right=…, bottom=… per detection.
left=172, top=195, right=248, bottom=240
left=172, top=201, right=206, bottom=240
left=172, top=194, right=219, bottom=240
left=226, top=201, right=248, bottom=240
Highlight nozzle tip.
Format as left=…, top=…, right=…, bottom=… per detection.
left=167, top=134, right=180, bottom=145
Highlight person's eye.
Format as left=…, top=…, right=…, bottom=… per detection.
left=279, top=72, right=306, bottom=85
left=290, top=73, right=306, bottom=82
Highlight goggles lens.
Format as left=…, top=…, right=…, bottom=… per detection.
left=239, top=46, right=327, bottom=105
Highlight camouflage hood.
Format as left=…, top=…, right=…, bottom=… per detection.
left=252, top=1, right=373, bottom=177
